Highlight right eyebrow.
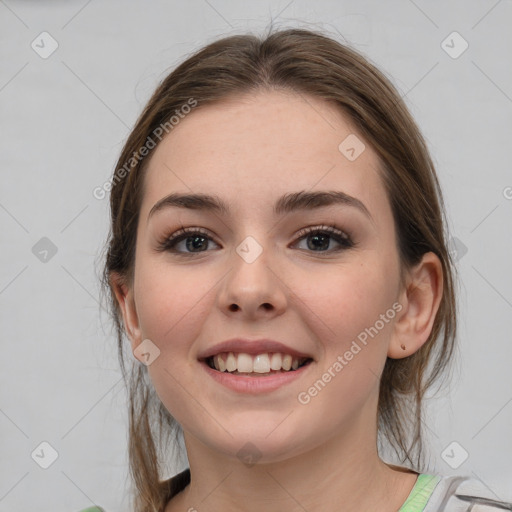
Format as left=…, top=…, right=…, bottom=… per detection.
left=148, top=193, right=230, bottom=222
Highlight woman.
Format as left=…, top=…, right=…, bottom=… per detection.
left=84, top=28, right=511, bottom=512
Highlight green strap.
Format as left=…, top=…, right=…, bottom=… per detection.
left=399, top=474, right=441, bottom=511
left=77, top=476, right=441, bottom=512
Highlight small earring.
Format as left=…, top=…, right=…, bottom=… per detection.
left=400, top=344, right=406, bottom=351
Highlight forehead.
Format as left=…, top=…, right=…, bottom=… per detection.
left=140, top=90, right=389, bottom=221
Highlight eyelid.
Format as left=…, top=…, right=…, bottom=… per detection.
left=293, top=224, right=351, bottom=242
left=167, top=226, right=211, bottom=240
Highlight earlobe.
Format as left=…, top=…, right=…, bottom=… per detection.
left=388, top=252, right=443, bottom=359
left=110, top=272, right=142, bottom=351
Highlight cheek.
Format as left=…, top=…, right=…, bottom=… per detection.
left=134, top=259, right=215, bottom=352
left=292, top=261, right=399, bottom=425
left=294, top=256, right=400, bottom=345
left=133, top=262, right=217, bottom=429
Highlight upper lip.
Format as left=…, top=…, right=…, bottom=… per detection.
left=197, top=338, right=314, bottom=361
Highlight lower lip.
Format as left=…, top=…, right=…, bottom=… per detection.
left=199, top=360, right=313, bottom=394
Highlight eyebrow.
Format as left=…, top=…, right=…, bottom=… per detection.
left=147, top=190, right=373, bottom=222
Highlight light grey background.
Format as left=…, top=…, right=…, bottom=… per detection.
left=1, top=1, right=511, bottom=511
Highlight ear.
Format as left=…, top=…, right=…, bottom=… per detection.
left=388, top=252, right=443, bottom=359
left=110, top=272, right=142, bottom=352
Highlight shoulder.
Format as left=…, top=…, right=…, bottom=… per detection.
left=424, top=474, right=512, bottom=511
left=75, top=469, right=191, bottom=512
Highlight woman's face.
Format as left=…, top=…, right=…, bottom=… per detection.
left=124, top=90, right=405, bottom=462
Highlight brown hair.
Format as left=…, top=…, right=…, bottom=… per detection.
left=100, top=27, right=458, bottom=511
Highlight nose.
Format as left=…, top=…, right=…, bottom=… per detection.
left=216, top=240, right=287, bottom=321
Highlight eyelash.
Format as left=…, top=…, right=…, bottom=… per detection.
left=156, top=224, right=355, bottom=256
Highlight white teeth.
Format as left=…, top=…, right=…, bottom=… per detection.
left=253, top=354, right=270, bottom=373
left=237, top=353, right=253, bottom=373
left=270, top=352, right=282, bottom=370
left=210, top=351, right=307, bottom=374
left=226, top=352, right=237, bottom=372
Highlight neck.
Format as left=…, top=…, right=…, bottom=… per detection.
left=170, top=422, right=418, bottom=512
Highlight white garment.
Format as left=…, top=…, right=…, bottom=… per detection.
left=424, top=475, right=512, bottom=511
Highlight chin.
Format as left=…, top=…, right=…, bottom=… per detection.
left=190, top=421, right=317, bottom=466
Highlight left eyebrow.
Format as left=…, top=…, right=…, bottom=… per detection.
left=274, top=190, right=373, bottom=221
left=147, top=190, right=373, bottom=223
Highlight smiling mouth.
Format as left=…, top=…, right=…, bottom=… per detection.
left=203, top=351, right=313, bottom=376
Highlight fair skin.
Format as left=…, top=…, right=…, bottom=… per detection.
left=112, top=89, right=443, bottom=511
